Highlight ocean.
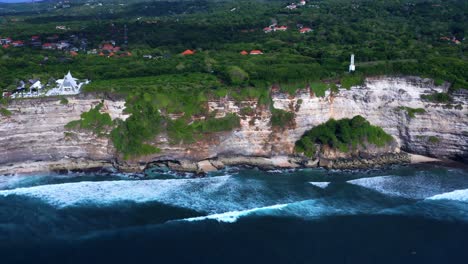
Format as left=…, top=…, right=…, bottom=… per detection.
left=0, top=164, right=467, bottom=263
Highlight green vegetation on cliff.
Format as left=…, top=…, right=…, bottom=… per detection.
left=295, top=116, right=394, bottom=157
left=167, top=113, right=241, bottom=145
left=65, top=102, right=112, bottom=136
left=271, top=108, right=295, bottom=128
left=0, top=108, right=12, bottom=117
left=398, top=106, right=426, bottom=118
left=110, top=96, right=163, bottom=159
left=421, top=92, right=453, bottom=103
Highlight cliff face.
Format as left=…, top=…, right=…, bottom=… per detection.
left=0, top=77, right=466, bottom=174
left=152, top=76, right=467, bottom=163
left=272, top=76, right=467, bottom=160
left=0, top=94, right=128, bottom=174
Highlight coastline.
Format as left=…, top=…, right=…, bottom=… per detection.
left=0, top=152, right=453, bottom=176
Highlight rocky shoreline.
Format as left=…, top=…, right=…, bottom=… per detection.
left=0, top=151, right=455, bottom=176
left=139, top=152, right=412, bottom=174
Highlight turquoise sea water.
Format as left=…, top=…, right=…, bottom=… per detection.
left=0, top=164, right=467, bottom=263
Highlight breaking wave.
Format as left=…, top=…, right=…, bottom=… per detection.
left=0, top=175, right=315, bottom=215
left=1, top=167, right=468, bottom=225
left=427, top=189, right=468, bottom=202
left=309, top=182, right=330, bottom=189
left=183, top=204, right=289, bottom=223
left=347, top=171, right=468, bottom=200
left=181, top=197, right=387, bottom=223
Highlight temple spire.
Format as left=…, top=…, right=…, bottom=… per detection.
left=349, top=54, right=355, bottom=72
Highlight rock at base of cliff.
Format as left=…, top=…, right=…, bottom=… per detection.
left=197, top=160, right=218, bottom=173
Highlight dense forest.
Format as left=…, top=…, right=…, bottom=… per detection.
left=0, top=0, right=466, bottom=92
left=0, top=0, right=466, bottom=158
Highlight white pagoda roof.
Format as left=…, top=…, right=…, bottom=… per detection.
left=58, top=71, right=78, bottom=88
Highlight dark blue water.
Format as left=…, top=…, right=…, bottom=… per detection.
left=0, top=165, right=468, bottom=264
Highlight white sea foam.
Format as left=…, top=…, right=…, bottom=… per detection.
left=346, top=174, right=458, bottom=199
left=0, top=175, right=300, bottom=215
left=427, top=189, right=468, bottom=202
left=0, top=176, right=232, bottom=210
left=184, top=204, right=288, bottom=223
left=182, top=198, right=372, bottom=223
left=309, top=182, right=330, bottom=189
left=0, top=174, right=53, bottom=190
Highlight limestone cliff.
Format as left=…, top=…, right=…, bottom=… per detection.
left=0, top=94, right=128, bottom=174
left=0, top=77, right=466, bottom=174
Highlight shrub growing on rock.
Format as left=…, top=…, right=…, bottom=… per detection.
left=295, top=115, right=393, bottom=157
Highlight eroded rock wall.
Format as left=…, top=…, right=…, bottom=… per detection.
left=153, top=76, right=466, bottom=162
left=0, top=76, right=466, bottom=174
left=0, top=94, right=128, bottom=174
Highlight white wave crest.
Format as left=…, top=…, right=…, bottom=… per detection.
left=0, top=175, right=303, bottom=215
left=346, top=174, right=461, bottom=199
left=427, top=189, right=468, bottom=202
left=182, top=198, right=370, bottom=223
left=184, top=204, right=288, bottom=223
left=309, top=182, right=330, bottom=189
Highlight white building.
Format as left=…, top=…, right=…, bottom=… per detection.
left=46, top=71, right=85, bottom=96
left=349, top=54, right=356, bottom=72
left=30, top=80, right=43, bottom=91
left=11, top=71, right=88, bottom=98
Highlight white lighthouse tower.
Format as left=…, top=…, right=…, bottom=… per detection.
left=349, top=54, right=356, bottom=72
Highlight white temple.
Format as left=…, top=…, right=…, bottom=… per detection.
left=349, top=54, right=356, bottom=72
left=46, top=71, right=84, bottom=96
left=11, top=71, right=88, bottom=98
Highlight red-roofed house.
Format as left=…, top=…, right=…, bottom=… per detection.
left=12, top=41, right=24, bottom=47
left=181, top=49, right=195, bottom=55
left=42, top=43, right=55, bottom=50
left=264, top=27, right=273, bottom=33
left=102, top=43, right=114, bottom=51
left=70, top=51, right=78, bottom=57
left=250, top=50, right=263, bottom=55
left=113, top=46, right=121, bottom=52
left=240, top=50, right=248, bottom=55
left=300, top=27, right=313, bottom=34
left=2, top=44, right=10, bottom=49
left=275, top=26, right=288, bottom=31
left=31, top=35, right=40, bottom=41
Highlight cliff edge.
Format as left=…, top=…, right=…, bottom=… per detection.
left=0, top=76, right=466, bottom=174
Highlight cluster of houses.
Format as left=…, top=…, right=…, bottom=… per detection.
left=263, top=24, right=289, bottom=33
left=3, top=71, right=89, bottom=99
left=1, top=34, right=86, bottom=54
left=179, top=49, right=264, bottom=56
left=1, top=34, right=133, bottom=58
left=440, top=36, right=462, bottom=45
left=86, top=41, right=132, bottom=58
left=263, top=23, right=313, bottom=34
left=54, top=1, right=71, bottom=9
left=1, top=37, right=23, bottom=48
left=286, top=0, right=307, bottom=10
left=240, top=50, right=263, bottom=55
